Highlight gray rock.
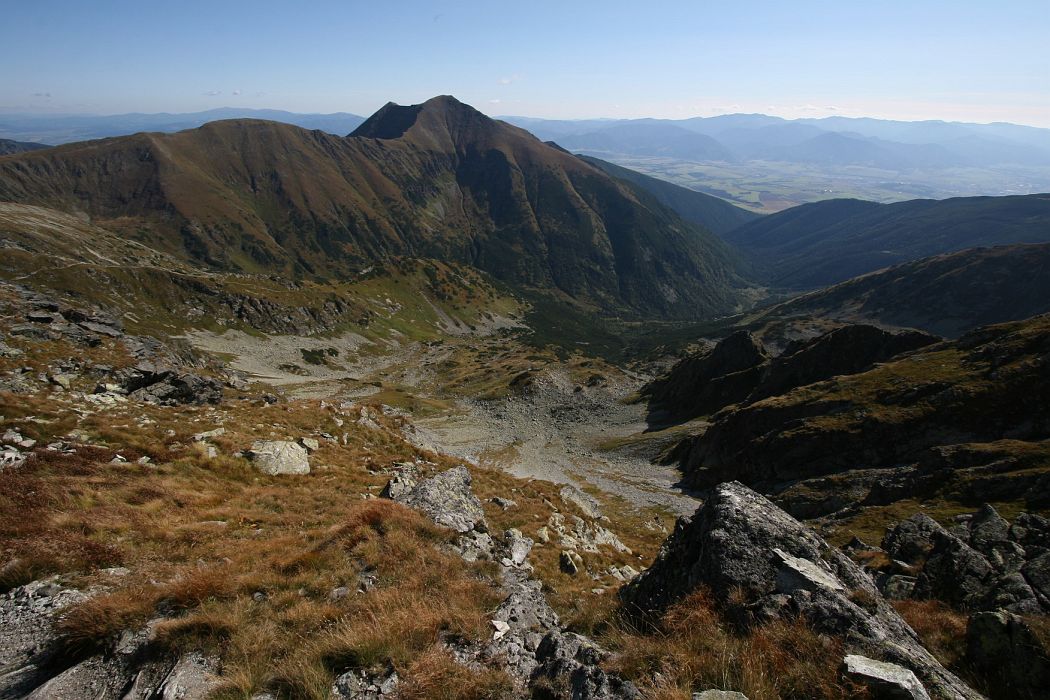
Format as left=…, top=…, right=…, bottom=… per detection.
left=878, top=574, right=917, bottom=600
left=693, top=692, right=749, bottom=700
left=773, top=547, right=846, bottom=594
left=505, top=529, right=534, bottom=566
left=621, top=482, right=981, bottom=700
left=492, top=496, right=518, bottom=510
left=298, top=437, right=320, bottom=452
left=23, top=655, right=128, bottom=699
left=158, top=652, right=221, bottom=700
left=531, top=631, right=640, bottom=699
left=912, top=531, right=994, bottom=609
left=379, top=467, right=418, bottom=500
left=387, top=466, right=484, bottom=534
left=0, top=579, right=89, bottom=698
left=968, top=504, right=1011, bottom=555
left=560, top=550, right=583, bottom=576
left=560, top=485, right=603, bottom=519
left=883, top=513, right=947, bottom=564
left=191, top=427, right=224, bottom=442
left=331, top=667, right=398, bottom=699
left=966, top=609, right=1050, bottom=698
left=842, top=655, right=930, bottom=700
left=248, top=440, right=310, bottom=475
left=1021, top=551, right=1050, bottom=603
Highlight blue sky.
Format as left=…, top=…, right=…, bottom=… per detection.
left=2, top=0, right=1048, bottom=126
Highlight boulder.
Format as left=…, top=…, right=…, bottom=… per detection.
left=966, top=610, right=1050, bottom=699
left=883, top=514, right=948, bottom=564
left=248, top=441, right=310, bottom=475
left=560, top=485, right=603, bottom=519
left=912, top=531, right=994, bottom=609
left=620, top=482, right=981, bottom=700
left=560, top=550, right=583, bottom=576
left=385, top=466, right=484, bottom=534
left=505, top=529, right=534, bottom=567
left=531, top=632, right=640, bottom=700
left=842, top=655, right=930, bottom=700
left=692, top=692, right=749, bottom=700
left=114, top=363, right=222, bottom=406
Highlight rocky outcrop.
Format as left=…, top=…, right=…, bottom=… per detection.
left=670, top=315, right=1050, bottom=513
left=0, top=579, right=218, bottom=700
left=621, top=482, right=981, bottom=700
left=966, top=610, right=1050, bottom=700
left=111, top=362, right=223, bottom=406
left=383, top=467, right=638, bottom=698
left=386, top=465, right=484, bottom=534
left=642, top=330, right=769, bottom=425
left=748, top=325, right=938, bottom=405
left=248, top=440, right=311, bottom=476
left=880, top=506, right=1050, bottom=613
left=644, top=325, right=937, bottom=427
left=0, top=579, right=88, bottom=698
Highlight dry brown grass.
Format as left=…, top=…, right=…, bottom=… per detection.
left=604, top=590, right=867, bottom=700
left=395, top=646, right=515, bottom=699
left=892, top=600, right=969, bottom=670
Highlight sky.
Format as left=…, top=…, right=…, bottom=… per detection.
left=2, top=0, right=1049, bottom=127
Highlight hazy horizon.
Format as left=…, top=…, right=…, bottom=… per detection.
left=3, top=0, right=1048, bottom=128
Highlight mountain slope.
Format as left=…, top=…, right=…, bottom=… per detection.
left=0, top=138, right=48, bottom=155
left=768, top=243, right=1050, bottom=337
left=725, top=193, right=1050, bottom=288
left=578, top=156, right=761, bottom=235
left=0, top=96, right=747, bottom=319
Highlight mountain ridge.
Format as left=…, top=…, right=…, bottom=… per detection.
left=0, top=96, right=749, bottom=320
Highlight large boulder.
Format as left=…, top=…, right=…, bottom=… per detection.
left=248, top=440, right=311, bottom=476
left=620, top=482, right=981, bottom=700
left=883, top=513, right=948, bottom=564
left=841, top=655, right=930, bottom=700
left=385, top=466, right=484, bottom=534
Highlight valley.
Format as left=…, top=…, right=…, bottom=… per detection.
left=1, top=95, right=1049, bottom=700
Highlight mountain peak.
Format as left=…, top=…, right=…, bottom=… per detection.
left=349, top=95, right=521, bottom=154
left=351, top=94, right=488, bottom=141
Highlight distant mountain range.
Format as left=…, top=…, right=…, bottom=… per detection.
left=0, top=108, right=366, bottom=145
left=503, top=113, right=1050, bottom=170
left=0, top=96, right=748, bottom=320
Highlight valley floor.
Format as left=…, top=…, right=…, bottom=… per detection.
left=185, top=327, right=702, bottom=517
